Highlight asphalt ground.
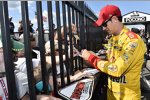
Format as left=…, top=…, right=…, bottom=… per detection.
left=141, top=60, right=150, bottom=100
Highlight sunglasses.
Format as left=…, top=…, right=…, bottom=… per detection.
left=101, top=15, right=114, bottom=27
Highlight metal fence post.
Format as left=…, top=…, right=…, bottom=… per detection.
left=36, top=1, right=48, bottom=94
left=0, top=1, right=18, bottom=100
left=21, top=1, right=36, bottom=100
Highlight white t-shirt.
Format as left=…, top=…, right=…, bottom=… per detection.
left=14, top=50, right=41, bottom=74
left=0, top=72, right=28, bottom=99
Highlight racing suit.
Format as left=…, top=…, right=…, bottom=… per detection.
left=88, top=27, right=147, bottom=100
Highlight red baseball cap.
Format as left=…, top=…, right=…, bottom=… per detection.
left=94, top=5, right=121, bottom=27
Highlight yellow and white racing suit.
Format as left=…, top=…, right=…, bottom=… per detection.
left=88, top=27, right=147, bottom=100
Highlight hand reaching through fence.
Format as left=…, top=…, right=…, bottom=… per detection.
left=70, top=71, right=87, bottom=82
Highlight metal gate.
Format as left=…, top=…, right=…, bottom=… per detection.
left=0, top=1, right=99, bottom=100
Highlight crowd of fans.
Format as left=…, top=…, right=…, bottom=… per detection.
left=1, top=17, right=91, bottom=100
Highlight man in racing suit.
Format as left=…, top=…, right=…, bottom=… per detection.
left=81, top=5, right=147, bottom=100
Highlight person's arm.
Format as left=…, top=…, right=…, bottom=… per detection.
left=82, top=39, right=146, bottom=77
left=57, top=70, right=88, bottom=84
